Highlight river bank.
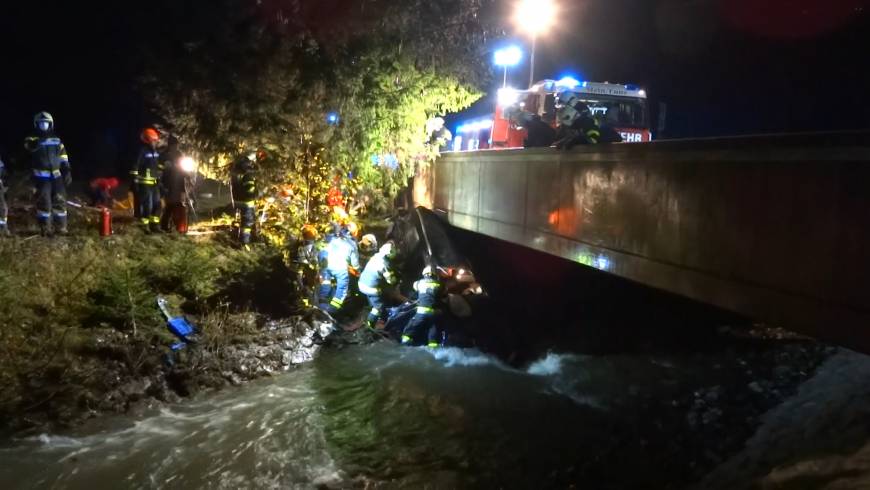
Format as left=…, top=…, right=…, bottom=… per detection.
left=0, top=231, right=332, bottom=436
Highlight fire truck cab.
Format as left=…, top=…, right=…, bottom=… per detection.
left=487, top=77, right=651, bottom=148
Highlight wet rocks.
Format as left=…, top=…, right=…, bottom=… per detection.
left=2, top=315, right=336, bottom=437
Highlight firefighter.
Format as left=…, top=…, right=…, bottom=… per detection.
left=553, top=93, right=621, bottom=149
left=359, top=233, right=378, bottom=261
left=0, top=156, right=8, bottom=236
left=324, top=225, right=360, bottom=314
left=24, top=112, right=72, bottom=235
left=402, top=265, right=443, bottom=347
left=344, top=221, right=360, bottom=248
left=131, top=128, right=163, bottom=232
left=160, top=137, right=192, bottom=234
left=295, top=224, right=321, bottom=307
left=88, top=177, right=119, bottom=208
left=358, top=242, right=398, bottom=328
left=516, top=111, right=556, bottom=148
left=317, top=229, right=336, bottom=310
left=231, top=152, right=258, bottom=245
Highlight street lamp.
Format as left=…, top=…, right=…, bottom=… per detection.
left=513, top=0, right=557, bottom=88
left=493, top=46, right=523, bottom=88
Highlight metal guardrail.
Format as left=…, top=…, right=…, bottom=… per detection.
left=422, top=131, right=870, bottom=352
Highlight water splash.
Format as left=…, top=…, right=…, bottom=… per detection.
left=527, top=352, right=567, bottom=376
left=428, top=346, right=510, bottom=369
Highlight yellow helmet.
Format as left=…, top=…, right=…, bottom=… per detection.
left=301, top=224, right=318, bottom=241
left=346, top=221, right=360, bottom=239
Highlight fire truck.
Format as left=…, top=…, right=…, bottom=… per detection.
left=452, top=77, right=651, bottom=151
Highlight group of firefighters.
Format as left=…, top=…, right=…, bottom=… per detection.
left=509, top=90, right=624, bottom=149
left=2, top=111, right=445, bottom=347
left=295, top=221, right=445, bottom=348
left=0, top=111, right=260, bottom=242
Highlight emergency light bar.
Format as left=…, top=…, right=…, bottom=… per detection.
left=532, top=79, right=647, bottom=99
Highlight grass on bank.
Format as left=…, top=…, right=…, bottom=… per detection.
left=0, top=231, right=298, bottom=429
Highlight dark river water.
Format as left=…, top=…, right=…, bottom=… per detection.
left=1, top=224, right=868, bottom=488
left=3, top=338, right=869, bottom=489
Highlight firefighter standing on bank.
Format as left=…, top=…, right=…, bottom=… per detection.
left=358, top=242, right=398, bottom=328
left=231, top=152, right=258, bottom=245
left=24, top=112, right=72, bottom=235
left=402, top=265, right=443, bottom=347
left=131, top=128, right=163, bottom=232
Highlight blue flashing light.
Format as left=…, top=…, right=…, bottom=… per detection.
left=326, top=112, right=340, bottom=125
left=556, top=76, right=581, bottom=89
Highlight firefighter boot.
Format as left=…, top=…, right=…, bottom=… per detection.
left=149, top=218, right=162, bottom=234
left=38, top=219, right=51, bottom=237
left=54, top=214, right=68, bottom=236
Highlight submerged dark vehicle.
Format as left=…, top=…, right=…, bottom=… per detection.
left=380, top=207, right=487, bottom=348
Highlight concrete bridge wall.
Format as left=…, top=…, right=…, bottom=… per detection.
left=417, top=132, right=870, bottom=351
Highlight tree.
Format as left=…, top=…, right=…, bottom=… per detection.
left=139, top=0, right=495, bottom=243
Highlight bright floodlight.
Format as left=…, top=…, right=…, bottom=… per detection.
left=180, top=156, right=197, bottom=173
left=494, top=46, right=523, bottom=67
left=514, top=0, right=557, bottom=36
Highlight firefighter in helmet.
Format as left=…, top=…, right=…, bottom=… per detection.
left=24, top=112, right=72, bottom=235
left=231, top=151, right=259, bottom=245
left=358, top=242, right=398, bottom=328
left=552, top=92, right=621, bottom=149
left=402, top=265, right=443, bottom=347
left=131, top=128, right=164, bottom=232
left=295, top=224, right=321, bottom=307
left=324, top=223, right=360, bottom=314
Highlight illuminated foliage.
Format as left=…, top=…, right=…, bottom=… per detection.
left=140, top=0, right=493, bottom=244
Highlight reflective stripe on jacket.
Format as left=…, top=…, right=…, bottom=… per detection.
left=24, top=134, right=70, bottom=175
left=413, top=278, right=441, bottom=310
left=132, top=146, right=162, bottom=185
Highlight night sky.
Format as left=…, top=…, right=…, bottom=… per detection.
left=1, top=0, right=868, bottom=177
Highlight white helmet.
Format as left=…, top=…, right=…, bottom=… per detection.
left=360, top=234, right=378, bottom=252
left=379, top=243, right=395, bottom=258
left=34, top=111, right=54, bottom=132
left=422, top=265, right=434, bottom=277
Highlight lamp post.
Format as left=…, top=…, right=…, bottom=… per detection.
left=513, top=0, right=557, bottom=88
left=494, top=46, right=523, bottom=88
